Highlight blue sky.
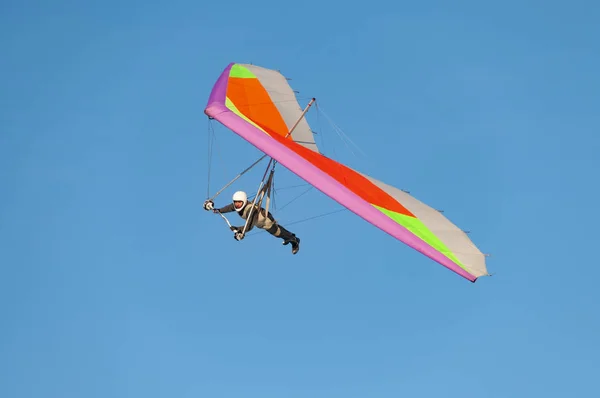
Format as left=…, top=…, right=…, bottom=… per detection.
left=1, top=0, right=599, bottom=397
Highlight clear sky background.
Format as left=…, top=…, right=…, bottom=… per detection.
left=2, top=1, right=599, bottom=397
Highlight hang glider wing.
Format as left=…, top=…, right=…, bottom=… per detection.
left=204, top=62, right=489, bottom=282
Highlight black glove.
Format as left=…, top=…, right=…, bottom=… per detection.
left=203, top=200, right=214, bottom=211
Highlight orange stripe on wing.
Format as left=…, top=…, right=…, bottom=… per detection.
left=271, top=128, right=414, bottom=217
left=227, top=77, right=290, bottom=139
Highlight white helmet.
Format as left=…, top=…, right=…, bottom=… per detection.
left=232, top=191, right=247, bottom=212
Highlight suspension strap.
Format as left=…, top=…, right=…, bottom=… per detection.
left=241, top=158, right=276, bottom=236
left=254, top=168, right=274, bottom=211
left=263, top=169, right=274, bottom=218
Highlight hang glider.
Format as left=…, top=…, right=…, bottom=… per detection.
left=204, top=62, right=490, bottom=282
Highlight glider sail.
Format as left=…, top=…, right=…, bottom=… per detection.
left=212, top=63, right=319, bottom=153
left=204, top=62, right=489, bottom=282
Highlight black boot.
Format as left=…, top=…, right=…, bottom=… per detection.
left=290, top=237, right=300, bottom=254
left=279, top=226, right=299, bottom=254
